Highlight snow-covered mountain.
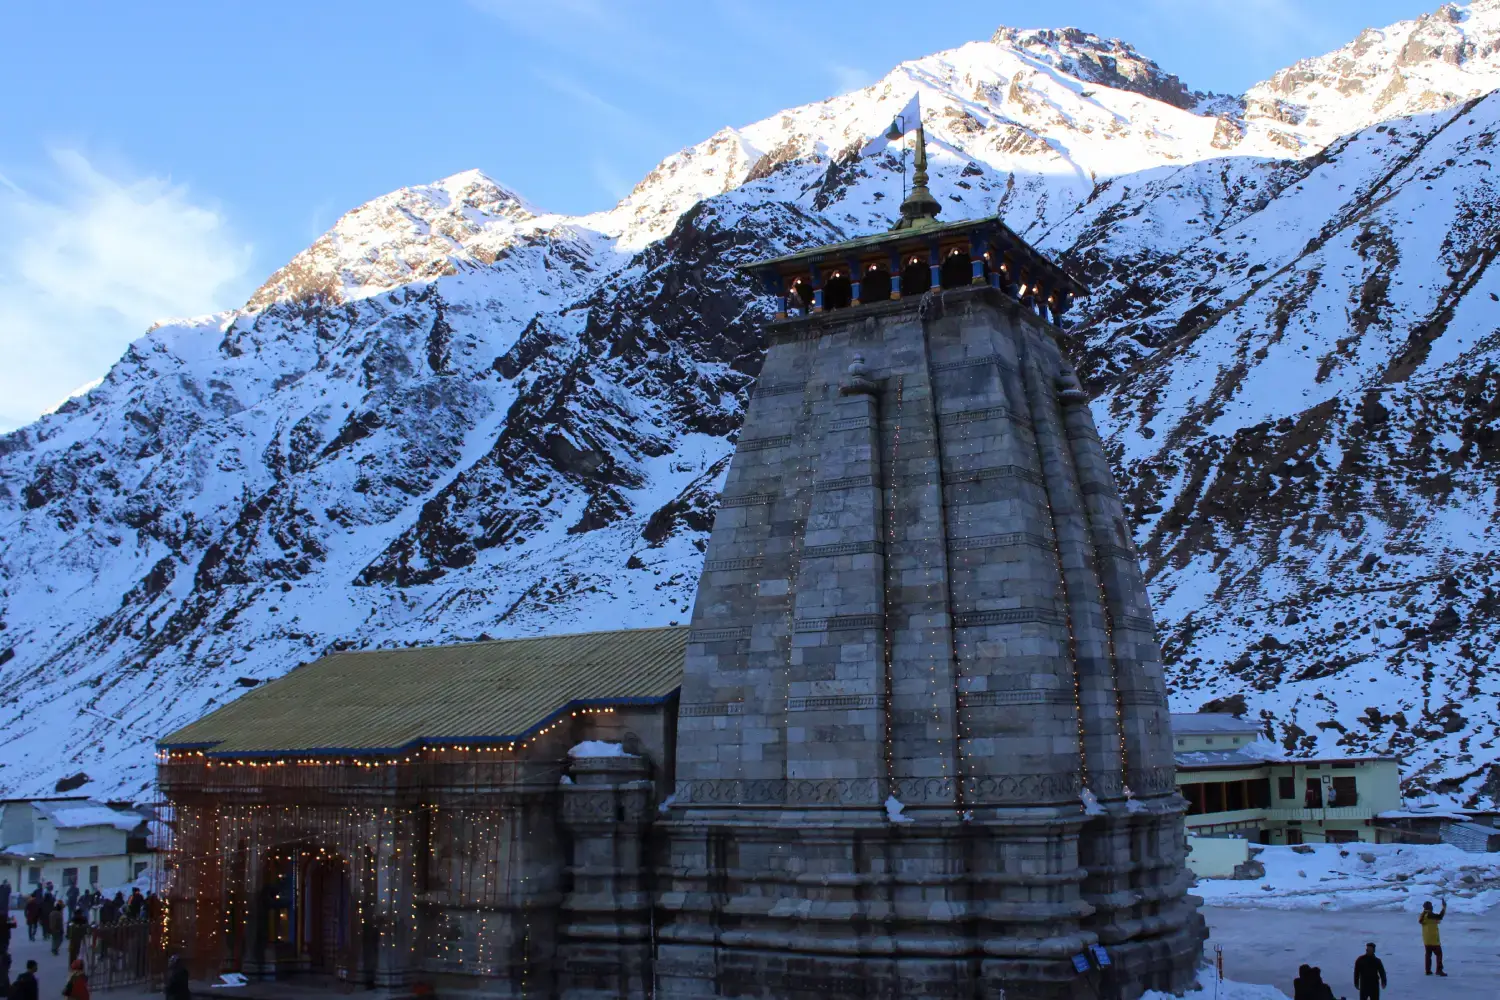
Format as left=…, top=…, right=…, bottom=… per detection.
left=4, top=1, right=1500, bottom=805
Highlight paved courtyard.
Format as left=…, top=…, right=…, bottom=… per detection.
left=9, top=904, right=1497, bottom=999
left=1205, top=905, right=1500, bottom=999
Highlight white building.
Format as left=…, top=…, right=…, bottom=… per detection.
left=0, top=798, right=152, bottom=901
left=1170, top=714, right=1405, bottom=875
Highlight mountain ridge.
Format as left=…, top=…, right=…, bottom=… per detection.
left=3, top=3, right=1500, bottom=806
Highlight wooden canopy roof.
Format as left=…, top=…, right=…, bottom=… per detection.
left=742, top=213, right=1088, bottom=298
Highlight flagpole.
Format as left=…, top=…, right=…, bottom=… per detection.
left=901, top=118, right=908, bottom=202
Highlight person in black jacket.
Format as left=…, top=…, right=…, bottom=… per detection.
left=8, top=960, right=37, bottom=1000
left=163, top=955, right=189, bottom=1000
left=1354, top=942, right=1388, bottom=1000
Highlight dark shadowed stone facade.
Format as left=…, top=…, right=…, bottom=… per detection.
left=656, top=196, right=1204, bottom=996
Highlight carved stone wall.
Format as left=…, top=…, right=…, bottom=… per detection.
left=659, top=285, right=1204, bottom=999
left=557, top=755, right=656, bottom=999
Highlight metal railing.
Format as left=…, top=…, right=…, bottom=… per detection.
left=85, top=919, right=164, bottom=992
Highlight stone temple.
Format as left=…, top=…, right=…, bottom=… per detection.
left=157, top=125, right=1202, bottom=999
left=656, top=128, right=1204, bottom=998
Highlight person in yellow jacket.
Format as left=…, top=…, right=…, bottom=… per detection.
left=1419, top=898, right=1447, bottom=976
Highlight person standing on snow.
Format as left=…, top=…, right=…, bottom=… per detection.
left=1419, top=898, right=1448, bottom=976
left=1353, top=942, right=1387, bottom=1000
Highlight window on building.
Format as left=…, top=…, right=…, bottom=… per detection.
left=88, top=866, right=99, bottom=887
left=1305, top=778, right=1323, bottom=809
left=1226, top=781, right=1245, bottom=812
left=1285, top=828, right=1304, bottom=845
left=61, top=868, right=78, bottom=888
left=27, top=867, right=41, bottom=886
left=1204, top=783, right=1224, bottom=813
left=1330, top=776, right=1358, bottom=807
left=133, top=862, right=150, bottom=880
left=1183, top=779, right=1274, bottom=815
left=1278, top=776, right=1296, bottom=800
left=1205, top=738, right=1215, bottom=745
left=1326, top=830, right=1359, bottom=844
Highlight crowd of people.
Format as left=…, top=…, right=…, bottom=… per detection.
left=1290, top=899, right=1449, bottom=1000
left=0, top=878, right=164, bottom=1000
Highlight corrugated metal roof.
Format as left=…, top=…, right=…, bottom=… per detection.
left=159, top=626, right=687, bottom=756
left=1170, top=713, right=1263, bottom=735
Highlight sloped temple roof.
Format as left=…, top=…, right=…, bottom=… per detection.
left=743, top=213, right=1088, bottom=298
left=159, top=626, right=688, bottom=756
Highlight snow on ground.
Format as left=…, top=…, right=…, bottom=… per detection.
left=1194, top=842, right=1500, bottom=912
left=1145, top=978, right=1288, bottom=1000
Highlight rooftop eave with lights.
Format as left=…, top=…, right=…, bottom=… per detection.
left=739, top=213, right=1089, bottom=325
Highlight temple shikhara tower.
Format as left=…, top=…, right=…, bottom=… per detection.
left=156, top=115, right=1201, bottom=1000
left=656, top=121, right=1204, bottom=997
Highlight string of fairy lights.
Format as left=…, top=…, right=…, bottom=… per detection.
left=880, top=375, right=905, bottom=795
left=915, top=357, right=962, bottom=815
left=1027, top=350, right=1095, bottom=795
left=158, top=706, right=618, bottom=989
left=1061, top=398, right=1136, bottom=793
left=157, top=708, right=618, bottom=770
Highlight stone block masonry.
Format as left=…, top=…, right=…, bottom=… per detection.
left=659, top=284, right=1204, bottom=999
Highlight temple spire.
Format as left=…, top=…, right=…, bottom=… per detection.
left=892, top=121, right=941, bottom=231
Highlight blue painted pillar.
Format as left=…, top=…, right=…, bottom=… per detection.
left=928, top=243, right=941, bottom=290
left=969, top=234, right=988, bottom=286
left=811, top=264, right=824, bottom=313
left=889, top=251, right=903, bottom=299
left=764, top=272, right=788, bottom=319
left=848, top=259, right=862, bottom=305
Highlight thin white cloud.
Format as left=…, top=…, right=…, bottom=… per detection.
left=590, top=160, right=635, bottom=201
left=1148, top=0, right=1332, bottom=55
left=0, top=150, right=254, bottom=432
left=828, top=63, right=874, bottom=94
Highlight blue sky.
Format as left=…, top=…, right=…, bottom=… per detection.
left=0, top=0, right=1444, bottom=429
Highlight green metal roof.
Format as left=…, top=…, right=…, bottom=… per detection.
left=158, top=626, right=688, bottom=756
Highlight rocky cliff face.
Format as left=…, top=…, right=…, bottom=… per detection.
left=3, top=3, right=1500, bottom=804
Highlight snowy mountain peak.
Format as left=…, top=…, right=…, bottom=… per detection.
left=246, top=169, right=557, bottom=311
left=1244, top=0, right=1500, bottom=141
left=990, top=25, right=1203, bottom=110
left=7, top=1, right=1500, bottom=807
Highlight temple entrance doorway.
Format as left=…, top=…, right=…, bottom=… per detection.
left=266, top=846, right=354, bottom=978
